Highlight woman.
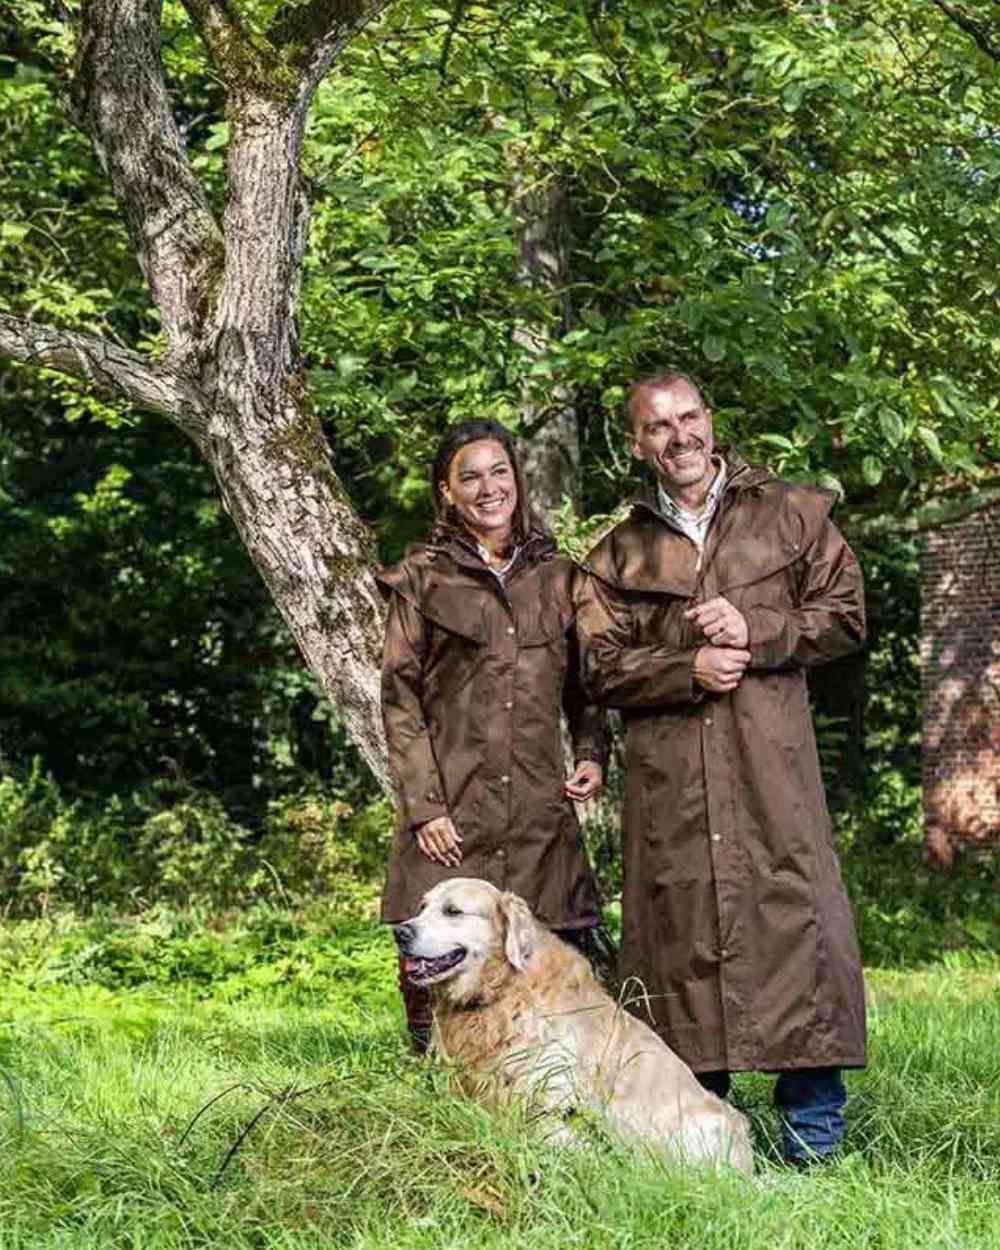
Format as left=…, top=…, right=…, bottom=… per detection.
left=377, top=419, right=607, bottom=1051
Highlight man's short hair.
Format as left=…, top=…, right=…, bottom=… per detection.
left=625, top=371, right=707, bottom=432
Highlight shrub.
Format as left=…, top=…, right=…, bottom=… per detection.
left=836, top=767, right=1000, bottom=967
left=0, top=761, right=136, bottom=911
left=0, top=760, right=391, bottom=917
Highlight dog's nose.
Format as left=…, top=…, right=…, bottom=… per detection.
left=394, top=922, right=416, bottom=952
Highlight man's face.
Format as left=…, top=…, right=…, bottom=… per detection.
left=628, top=381, right=715, bottom=498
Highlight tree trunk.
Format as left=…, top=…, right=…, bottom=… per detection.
left=202, top=384, right=387, bottom=783
left=512, top=175, right=581, bottom=528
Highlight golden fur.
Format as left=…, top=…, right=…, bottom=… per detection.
left=398, top=879, right=754, bottom=1173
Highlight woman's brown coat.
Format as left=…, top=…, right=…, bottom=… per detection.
left=377, top=535, right=605, bottom=928
left=576, top=458, right=867, bottom=1073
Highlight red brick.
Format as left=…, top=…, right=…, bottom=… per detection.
left=919, top=502, right=1000, bottom=860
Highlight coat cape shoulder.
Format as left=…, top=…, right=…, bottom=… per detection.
left=376, top=547, right=484, bottom=643
left=377, top=539, right=573, bottom=644
left=583, top=462, right=838, bottom=598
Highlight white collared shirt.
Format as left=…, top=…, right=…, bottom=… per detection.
left=658, top=458, right=727, bottom=569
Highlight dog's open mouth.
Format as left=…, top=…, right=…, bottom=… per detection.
left=401, top=947, right=466, bottom=984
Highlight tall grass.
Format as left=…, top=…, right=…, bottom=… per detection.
left=1, top=921, right=998, bottom=1249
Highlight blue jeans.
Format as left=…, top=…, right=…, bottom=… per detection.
left=696, top=1067, right=847, bottom=1163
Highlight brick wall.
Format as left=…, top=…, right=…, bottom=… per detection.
left=919, top=503, right=1000, bottom=865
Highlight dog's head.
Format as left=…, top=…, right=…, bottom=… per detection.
left=394, top=878, right=537, bottom=1004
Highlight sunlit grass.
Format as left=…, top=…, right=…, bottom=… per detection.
left=1, top=923, right=998, bottom=1249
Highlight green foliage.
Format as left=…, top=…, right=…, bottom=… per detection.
left=548, top=496, right=628, bottom=562
left=0, top=381, right=387, bottom=812
left=295, top=0, right=1000, bottom=532
left=0, top=761, right=390, bottom=917
left=3, top=3, right=999, bottom=939
left=837, top=770, right=1000, bottom=969
left=0, top=902, right=396, bottom=1003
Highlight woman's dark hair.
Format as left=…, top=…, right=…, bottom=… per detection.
left=429, top=419, right=548, bottom=548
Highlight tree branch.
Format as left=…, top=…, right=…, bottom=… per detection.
left=846, top=479, right=1000, bottom=540
left=178, top=0, right=293, bottom=99
left=0, top=312, right=208, bottom=432
left=929, top=0, right=1000, bottom=62
left=438, top=0, right=468, bottom=84
left=71, top=0, right=224, bottom=356
left=267, top=0, right=395, bottom=89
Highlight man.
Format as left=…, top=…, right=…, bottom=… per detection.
left=575, top=371, right=867, bottom=1166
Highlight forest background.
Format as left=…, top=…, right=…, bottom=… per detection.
left=2, top=5, right=1000, bottom=1244
left=1, top=0, right=999, bottom=964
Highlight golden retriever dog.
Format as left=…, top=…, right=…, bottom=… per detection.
left=395, top=878, right=753, bottom=1174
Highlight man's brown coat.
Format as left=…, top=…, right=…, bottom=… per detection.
left=378, top=535, right=604, bottom=928
left=576, top=458, right=867, bottom=1072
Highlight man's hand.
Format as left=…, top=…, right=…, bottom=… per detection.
left=693, top=646, right=751, bottom=693
left=415, top=815, right=463, bottom=867
left=684, top=596, right=749, bottom=648
left=565, top=759, right=604, bottom=802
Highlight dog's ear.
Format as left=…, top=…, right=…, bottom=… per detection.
left=498, top=892, right=536, bottom=971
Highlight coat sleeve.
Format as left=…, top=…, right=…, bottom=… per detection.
left=574, top=572, right=703, bottom=709
left=381, top=589, right=449, bottom=832
left=562, top=624, right=609, bottom=766
left=743, top=519, right=866, bottom=669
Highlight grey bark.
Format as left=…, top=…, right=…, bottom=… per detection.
left=0, top=0, right=391, bottom=784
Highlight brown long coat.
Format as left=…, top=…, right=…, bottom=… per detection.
left=576, top=458, right=867, bottom=1073
left=377, top=534, right=605, bottom=928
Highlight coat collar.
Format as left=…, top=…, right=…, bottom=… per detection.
left=582, top=452, right=779, bottom=597
left=429, top=530, right=555, bottom=579
left=629, top=451, right=772, bottom=526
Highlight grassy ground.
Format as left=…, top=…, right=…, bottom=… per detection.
left=1, top=915, right=998, bottom=1249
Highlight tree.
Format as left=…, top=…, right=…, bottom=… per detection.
left=2, top=0, right=999, bottom=804
left=1, top=0, right=392, bottom=782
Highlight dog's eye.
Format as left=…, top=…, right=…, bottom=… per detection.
left=442, top=903, right=462, bottom=917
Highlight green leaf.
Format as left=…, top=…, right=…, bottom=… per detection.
left=782, top=82, right=805, bottom=112
left=204, top=123, right=229, bottom=151
left=917, top=426, right=944, bottom=463
left=701, top=334, right=726, bottom=362
left=1, top=222, right=29, bottom=245
left=878, top=410, right=905, bottom=447
left=862, top=455, right=884, bottom=486
left=817, top=473, right=845, bottom=499
left=758, top=433, right=794, bottom=451
left=358, top=255, right=400, bottom=271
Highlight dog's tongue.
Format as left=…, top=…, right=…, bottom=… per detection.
left=400, top=957, right=421, bottom=974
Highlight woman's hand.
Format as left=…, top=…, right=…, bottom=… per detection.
left=415, top=815, right=463, bottom=867
left=565, top=760, right=604, bottom=803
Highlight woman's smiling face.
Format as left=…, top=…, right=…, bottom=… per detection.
left=442, top=439, right=518, bottom=543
